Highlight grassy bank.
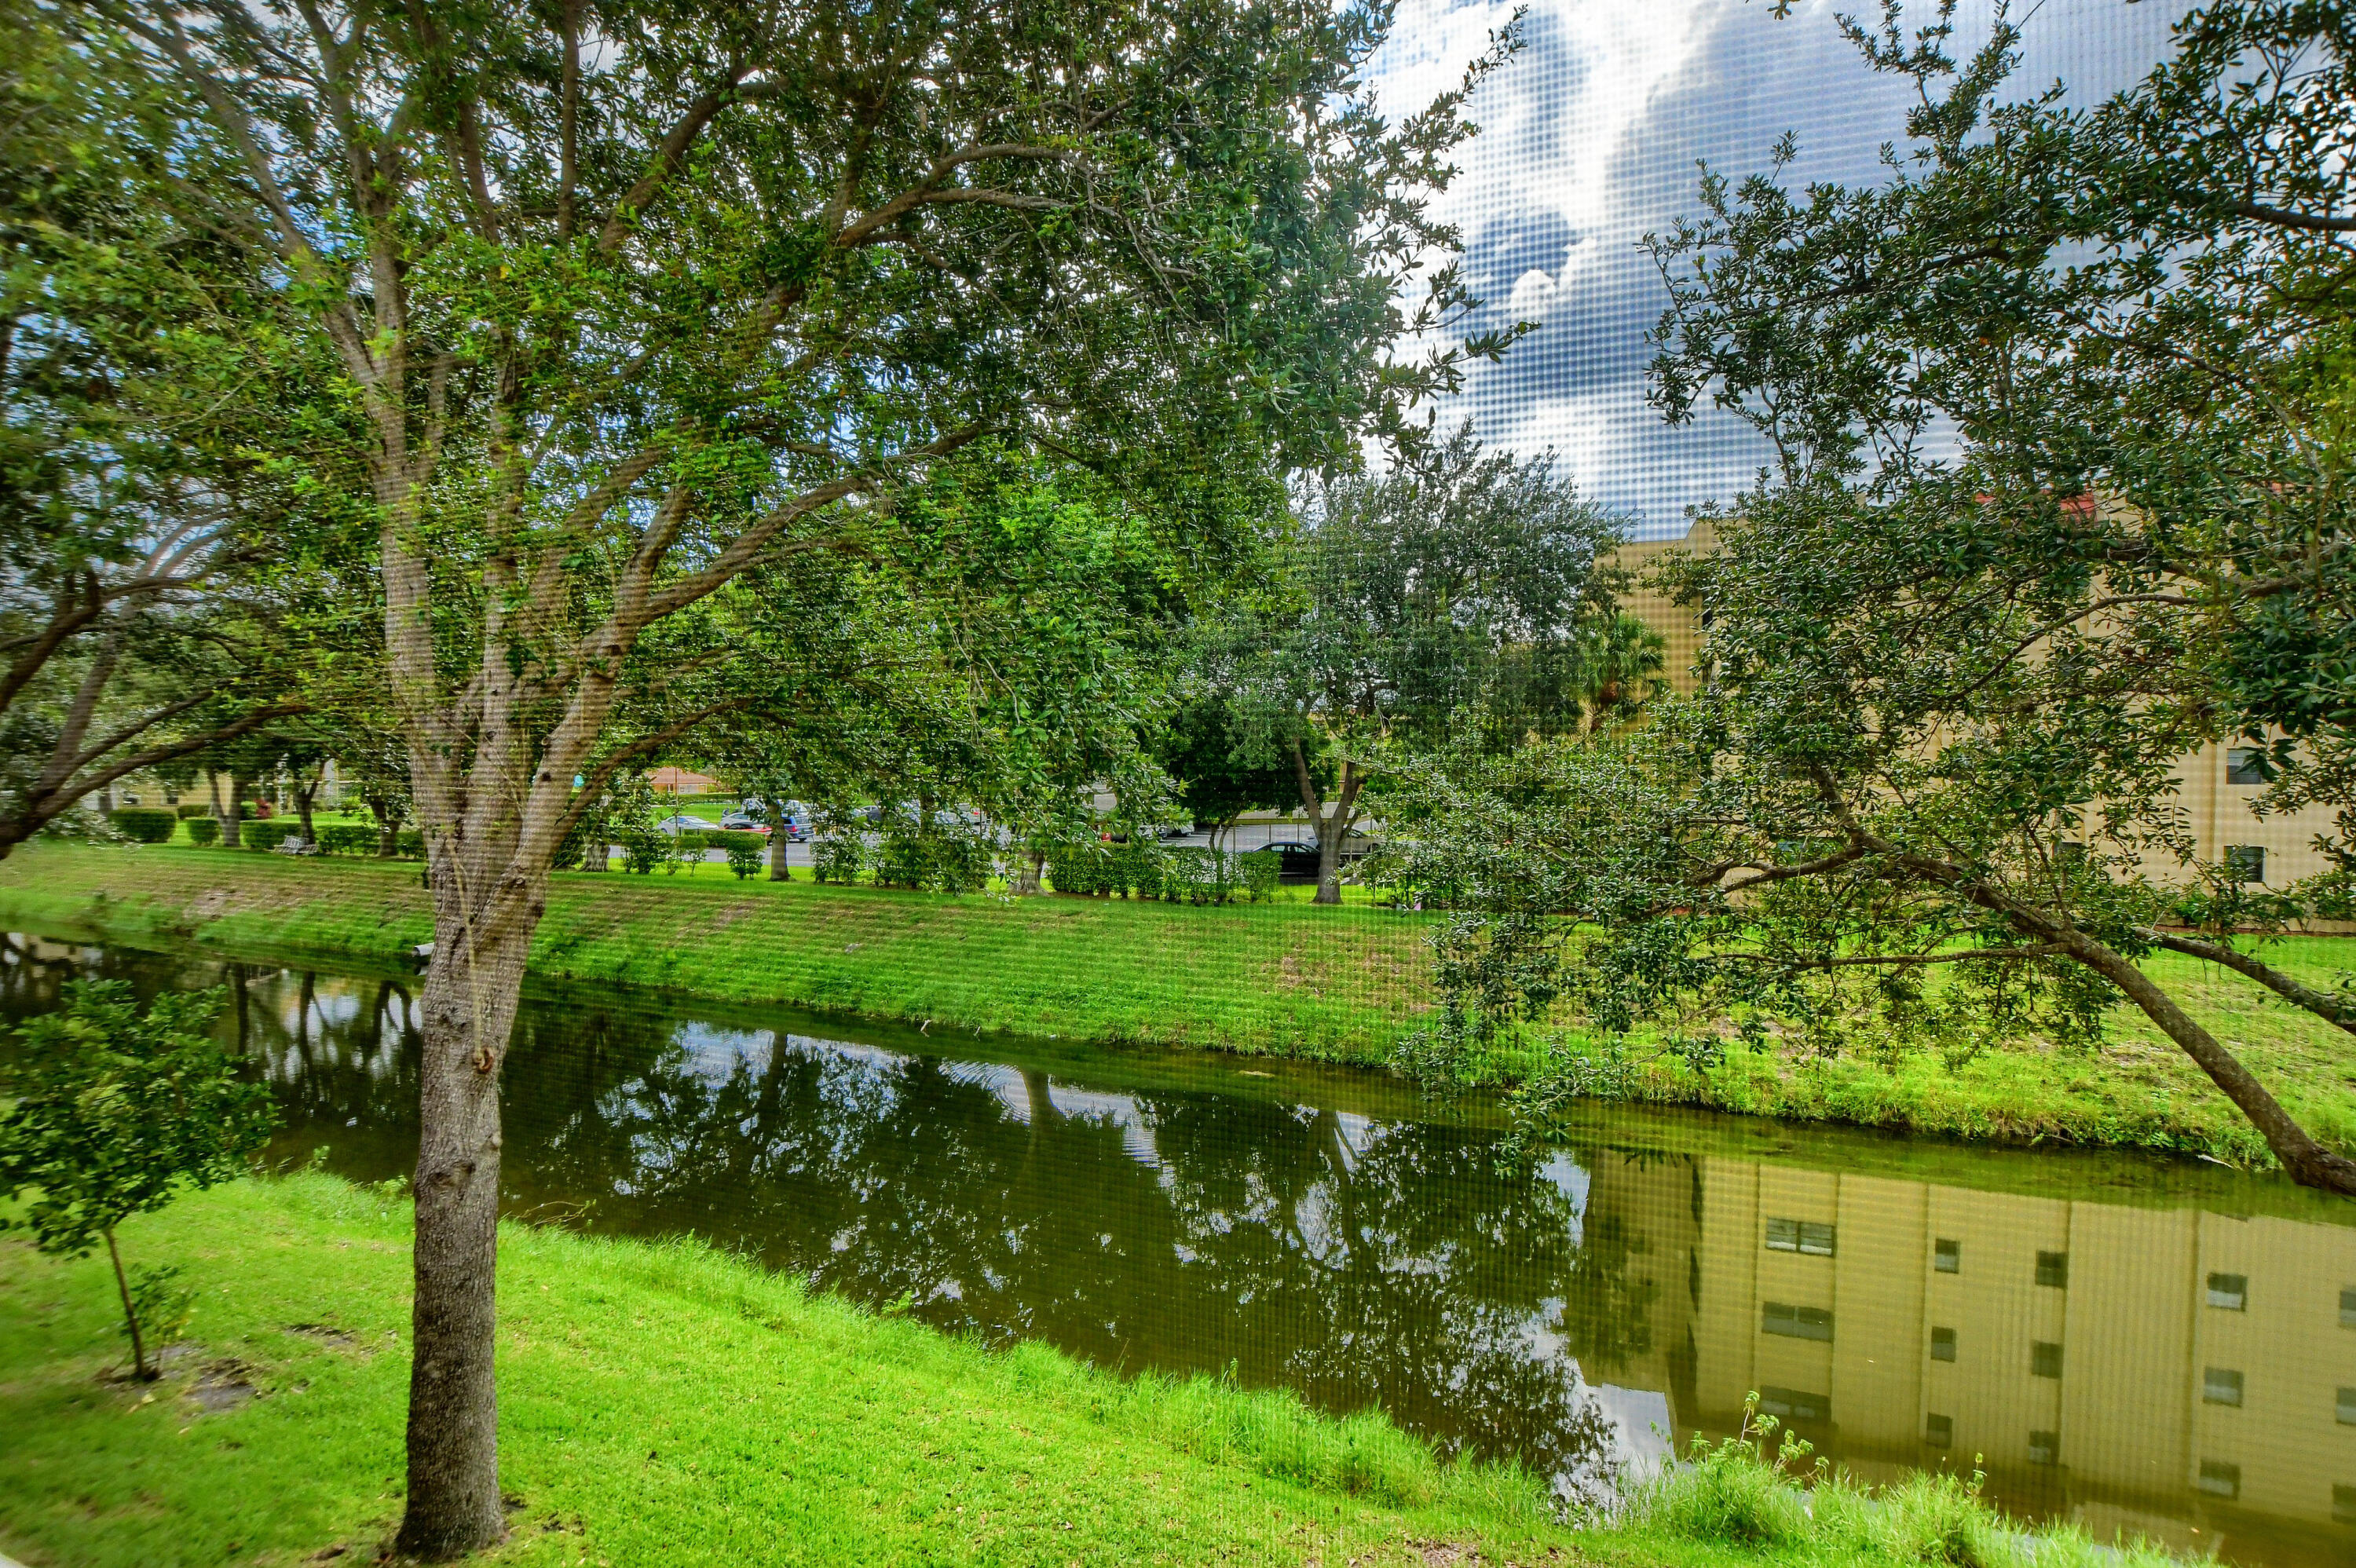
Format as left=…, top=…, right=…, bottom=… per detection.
left=0, top=1175, right=2182, bottom=1567
left=0, top=842, right=1430, bottom=1060
left=5, top=842, right=2355, bottom=1167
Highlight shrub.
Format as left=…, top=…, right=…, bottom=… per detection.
left=1626, top=1408, right=1815, bottom=1550
left=395, top=828, right=426, bottom=858
left=109, top=808, right=177, bottom=844
left=1238, top=850, right=1280, bottom=902
left=873, top=831, right=929, bottom=889
left=174, top=802, right=210, bottom=820
left=184, top=817, right=220, bottom=846
left=317, top=824, right=377, bottom=856
left=813, top=832, right=865, bottom=885
left=723, top=834, right=766, bottom=879
left=1111, top=842, right=1164, bottom=899
left=1046, top=842, right=1110, bottom=895
left=0, top=981, right=274, bottom=1379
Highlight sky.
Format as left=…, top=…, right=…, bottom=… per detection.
left=1362, top=0, right=2197, bottom=537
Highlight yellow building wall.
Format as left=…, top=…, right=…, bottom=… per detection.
left=1607, top=520, right=2346, bottom=887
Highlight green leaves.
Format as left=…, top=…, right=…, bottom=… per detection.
left=0, top=979, right=275, bottom=1259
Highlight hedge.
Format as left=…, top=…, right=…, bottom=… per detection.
left=175, top=802, right=212, bottom=820
left=812, top=833, right=865, bottom=885
left=185, top=817, right=219, bottom=846
left=1044, top=843, right=1277, bottom=904
left=108, top=807, right=177, bottom=843
left=317, top=824, right=379, bottom=856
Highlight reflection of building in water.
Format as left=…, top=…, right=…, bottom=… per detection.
left=1588, top=1154, right=2356, bottom=1559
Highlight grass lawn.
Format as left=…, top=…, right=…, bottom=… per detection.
left=4, top=841, right=2355, bottom=1166
left=0, top=842, right=1431, bottom=1061
left=0, top=1175, right=2179, bottom=1568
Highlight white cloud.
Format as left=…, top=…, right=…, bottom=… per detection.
left=1363, top=0, right=2195, bottom=532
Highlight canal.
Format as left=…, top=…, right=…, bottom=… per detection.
left=2, top=930, right=2351, bottom=1564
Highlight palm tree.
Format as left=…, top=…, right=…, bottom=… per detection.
left=1575, top=612, right=1669, bottom=731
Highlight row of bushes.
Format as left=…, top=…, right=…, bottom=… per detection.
left=108, top=808, right=179, bottom=843
left=811, top=831, right=993, bottom=893
left=168, top=801, right=269, bottom=820
left=1046, top=843, right=1280, bottom=904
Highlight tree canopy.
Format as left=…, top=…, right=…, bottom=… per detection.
left=54, top=0, right=1528, bottom=1548
left=1392, top=0, right=2356, bottom=1193
left=1213, top=426, right=1624, bottom=900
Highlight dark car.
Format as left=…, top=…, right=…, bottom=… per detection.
left=1258, top=839, right=1324, bottom=883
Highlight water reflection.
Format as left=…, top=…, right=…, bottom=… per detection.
left=3, top=934, right=2351, bottom=1566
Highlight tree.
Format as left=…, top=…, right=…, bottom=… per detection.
left=76, top=0, right=1518, bottom=1548
left=1396, top=1, right=2356, bottom=1192
left=1568, top=612, right=1668, bottom=733
left=1220, top=427, right=1622, bottom=901
left=0, top=979, right=275, bottom=1378
left=0, top=5, right=339, bottom=855
left=1158, top=692, right=1298, bottom=850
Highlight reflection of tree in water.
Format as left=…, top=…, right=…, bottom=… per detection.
left=0, top=943, right=1661, bottom=1494
left=515, top=1030, right=1652, bottom=1488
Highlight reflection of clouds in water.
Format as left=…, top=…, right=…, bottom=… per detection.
left=1588, top=1383, right=1675, bottom=1483
left=668, top=1021, right=777, bottom=1083
left=1044, top=1083, right=1163, bottom=1169
left=1538, top=1152, right=1591, bottom=1245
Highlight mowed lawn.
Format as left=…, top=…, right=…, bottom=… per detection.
left=0, top=842, right=1433, bottom=1061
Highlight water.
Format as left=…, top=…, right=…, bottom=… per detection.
left=4, top=930, right=2354, bottom=1565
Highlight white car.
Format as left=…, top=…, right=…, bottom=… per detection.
left=655, top=813, right=722, bottom=836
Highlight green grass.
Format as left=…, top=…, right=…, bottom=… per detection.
left=1527, top=937, right=2356, bottom=1166
left=0, top=1175, right=2188, bottom=1568
left=0, top=842, right=1432, bottom=1061
left=5, top=841, right=2356, bottom=1167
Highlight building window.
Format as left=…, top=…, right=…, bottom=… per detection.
left=2197, top=1460, right=2241, bottom=1500
left=1758, top=1387, right=1829, bottom=1423
left=1766, top=1218, right=1836, bottom=1256
left=1934, top=1238, right=1960, bottom=1274
left=1925, top=1414, right=1952, bottom=1448
left=2227, top=747, right=2267, bottom=786
left=2337, top=1484, right=2356, bottom=1526
left=2028, top=1431, right=2060, bottom=1466
left=2225, top=845, right=2266, bottom=883
left=2036, top=1251, right=2069, bottom=1288
left=2032, top=1341, right=2064, bottom=1379
left=2340, top=1287, right=2355, bottom=1329
left=1930, top=1326, right=1957, bottom=1362
left=2204, top=1368, right=2244, bottom=1407
left=2340, top=1387, right=2356, bottom=1426
left=2208, top=1273, right=2248, bottom=1310
left=1762, top=1302, right=1834, bottom=1341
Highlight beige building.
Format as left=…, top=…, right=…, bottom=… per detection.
left=1608, top=519, right=2345, bottom=890
left=1586, top=1150, right=2356, bottom=1561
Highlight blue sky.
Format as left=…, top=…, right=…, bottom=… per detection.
left=1364, top=0, right=2196, bottom=535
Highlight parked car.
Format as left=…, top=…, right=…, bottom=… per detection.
left=719, top=810, right=770, bottom=836
left=1259, top=839, right=1324, bottom=883
left=655, top=813, right=722, bottom=836
left=862, top=801, right=983, bottom=832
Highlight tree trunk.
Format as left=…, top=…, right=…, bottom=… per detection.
left=294, top=777, right=320, bottom=848
left=396, top=888, right=538, bottom=1559
left=218, top=773, right=245, bottom=850
left=105, top=1228, right=151, bottom=1381
left=2065, top=933, right=2356, bottom=1193
left=1015, top=846, right=1044, bottom=895
left=375, top=804, right=403, bottom=858
left=1286, top=739, right=1363, bottom=905
left=764, top=795, right=791, bottom=881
